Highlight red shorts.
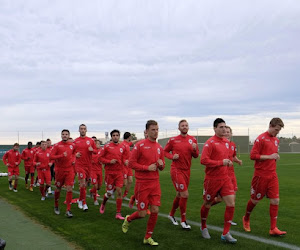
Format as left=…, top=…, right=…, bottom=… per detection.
left=24, top=165, right=35, bottom=174
left=250, top=174, right=279, bottom=200
left=134, top=180, right=161, bottom=210
left=37, top=169, right=51, bottom=185
left=55, top=169, right=75, bottom=188
left=8, top=167, right=19, bottom=177
left=77, top=168, right=90, bottom=180
left=170, top=168, right=190, bottom=192
left=123, top=166, right=133, bottom=179
left=105, top=172, right=123, bottom=192
left=228, top=173, right=238, bottom=191
left=91, top=169, right=103, bottom=186
left=202, top=177, right=235, bottom=202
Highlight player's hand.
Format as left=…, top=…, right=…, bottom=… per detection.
left=76, top=152, right=81, bottom=158
left=48, top=163, right=52, bottom=167
left=36, top=162, right=41, bottom=166
left=110, top=159, right=117, bottom=164
left=269, top=153, right=280, bottom=160
left=192, top=143, right=197, bottom=150
left=88, top=146, right=94, bottom=152
left=63, top=151, right=67, bottom=157
left=237, top=159, right=243, bottom=165
left=124, top=160, right=129, bottom=166
left=148, top=163, right=157, bottom=171
left=15, top=162, right=18, bottom=166
left=6, top=163, right=9, bottom=167
left=223, top=159, right=233, bottom=166
left=173, top=154, right=179, bottom=160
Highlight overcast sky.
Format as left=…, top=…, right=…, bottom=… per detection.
left=1, top=0, right=299, bottom=143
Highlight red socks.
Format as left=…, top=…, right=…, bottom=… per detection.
left=270, top=204, right=278, bottom=230
left=179, top=197, right=188, bottom=222
left=80, top=187, right=86, bottom=204
left=66, top=191, right=73, bottom=211
left=102, top=193, right=109, bottom=206
left=223, top=206, right=235, bottom=235
left=244, top=200, right=256, bottom=221
left=40, top=185, right=45, bottom=197
left=170, top=197, right=180, bottom=216
left=128, top=211, right=141, bottom=222
left=30, top=176, right=34, bottom=187
left=201, top=205, right=210, bottom=230
left=55, top=190, right=60, bottom=207
left=145, top=213, right=158, bottom=239
left=116, top=198, right=122, bottom=213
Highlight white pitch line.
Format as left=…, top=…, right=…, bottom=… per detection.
left=17, top=176, right=300, bottom=250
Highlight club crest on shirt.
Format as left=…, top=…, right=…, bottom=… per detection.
left=231, top=145, right=234, bottom=151
left=86, top=141, right=90, bottom=145
left=31, top=151, right=33, bottom=154
left=189, top=139, right=193, bottom=144
left=70, top=145, right=73, bottom=149
left=47, top=153, right=50, bottom=157
left=16, top=152, right=19, bottom=156
left=225, top=143, right=229, bottom=149
left=275, top=141, right=278, bottom=146
left=120, top=148, right=123, bottom=153
left=157, top=148, right=161, bottom=154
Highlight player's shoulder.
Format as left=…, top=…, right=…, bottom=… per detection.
left=134, top=139, right=147, bottom=148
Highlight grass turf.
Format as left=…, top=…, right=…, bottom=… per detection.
left=0, top=153, right=299, bottom=249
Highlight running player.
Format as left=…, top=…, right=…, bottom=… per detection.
left=90, top=139, right=103, bottom=206
left=74, top=124, right=96, bottom=211
left=243, top=118, right=286, bottom=236
left=33, top=141, right=52, bottom=200
left=3, top=143, right=21, bottom=192
left=200, top=118, right=237, bottom=243
left=21, top=141, right=35, bottom=191
left=99, top=130, right=126, bottom=219
left=122, top=120, right=165, bottom=246
left=50, top=129, right=76, bottom=218
left=164, top=119, right=199, bottom=229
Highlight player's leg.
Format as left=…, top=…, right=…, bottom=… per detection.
left=168, top=169, right=180, bottom=224
left=13, top=169, right=19, bottom=191
left=115, top=186, right=124, bottom=219
left=30, top=172, right=34, bottom=191
left=77, top=170, right=87, bottom=210
left=221, top=194, right=236, bottom=242
left=100, top=173, right=113, bottom=214
left=25, top=167, right=29, bottom=189
left=8, top=173, right=13, bottom=190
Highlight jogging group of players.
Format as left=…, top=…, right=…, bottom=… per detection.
left=2, top=117, right=286, bottom=246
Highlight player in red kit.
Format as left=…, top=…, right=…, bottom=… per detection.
left=164, top=119, right=199, bottom=230
left=209, top=126, right=242, bottom=226
left=74, top=124, right=96, bottom=211
left=122, top=120, right=165, bottom=246
left=90, top=139, right=103, bottom=206
left=21, top=141, right=35, bottom=191
left=50, top=129, right=76, bottom=218
left=99, top=129, right=127, bottom=219
left=243, top=118, right=286, bottom=236
left=3, top=143, right=21, bottom=192
left=200, top=118, right=237, bottom=243
left=33, top=141, right=52, bottom=200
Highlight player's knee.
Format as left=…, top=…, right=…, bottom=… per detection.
left=150, top=206, right=159, bottom=214
left=138, top=210, right=147, bottom=217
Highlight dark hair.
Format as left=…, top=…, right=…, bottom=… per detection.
left=146, top=120, right=158, bottom=130
left=92, top=136, right=97, bottom=139
left=36, top=142, right=41, bottom=146
left=270, top=118, right=284, bottom=128
left=213, top=118, right=225, bottom=128
left=28, top=141, right=32, bottom=146
left=79, top=124, right=86, bottom=129
left=13, top=143, right=19, bottom=147
left=46, top=138, right=51, bottom=141
left=61, top=129, right=70, bottom=134
left=40, top=140, right=46, bottom=144
left=123, top=132, right=131, bottom=140
left=95, top=139, right=101, bottom=144
left=110, top=129, right=120, bottom=137
left=178, top=119, right=188, bottom=127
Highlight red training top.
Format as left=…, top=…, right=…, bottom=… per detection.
left=129, top=139, right=165, bottom=182
left=3, top=149, right=21, bottom=167
left=91, top=148, right=102, bottom=171
left=21, top=148, right=35, bottom=167
left=200, top=135, right=230, bottom=180
left=100, top=142, right=125, bottom=173
left=74, top=136, right=96, bottom=168
left=33, top=149, right=51, bottom=170
left=50, top=141, right=76, bottom=171
left=250, top=131, right=279, bottom=177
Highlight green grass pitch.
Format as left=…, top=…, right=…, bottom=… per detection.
left=0, top=153, right=299, bottom=249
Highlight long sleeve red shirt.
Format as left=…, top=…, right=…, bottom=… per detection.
left=99, top=142, right=125, bottom=173
left=129, top=139, right=165, bottom=182
left=164, top=134, right=199, bottom=171
left=3, top=149, right=21, bottom=167
left=50, top=141, right=76, bottom=171
left=33, top=149, right=51, bottom=170
left=74, top=136, right=96, bottom=168
left=250, top=131, right=279, bottom=177
left=200, top=135, right=230, bottom=180
left=21, top=148, right=35, bottom=167
left=91, top=148, right=102, bottom=171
